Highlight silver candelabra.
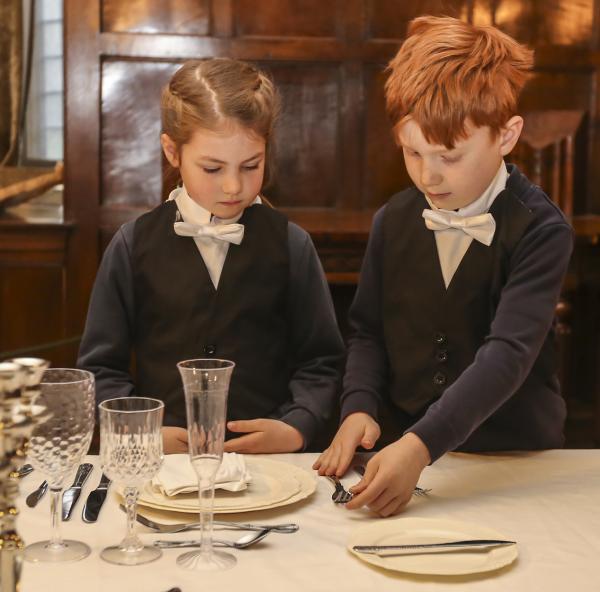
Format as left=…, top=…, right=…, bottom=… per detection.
left=0, top=358, right=49, bottom=592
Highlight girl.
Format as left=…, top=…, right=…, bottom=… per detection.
left=78, top=58, right=345, bottom=454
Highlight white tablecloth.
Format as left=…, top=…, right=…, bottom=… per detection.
left=16, top=450, right=600, bottom=591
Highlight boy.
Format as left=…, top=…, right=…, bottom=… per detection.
left=314, top=16, right=573, bottom=517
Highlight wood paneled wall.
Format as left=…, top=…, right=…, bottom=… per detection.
left=3, top=0, right=599, bottom=442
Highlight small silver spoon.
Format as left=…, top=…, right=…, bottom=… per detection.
left=9, top=464, right=33, bottom=479
left=154, top=528, right=271, bottom=550
left=25, top=480, right=48, bottom=508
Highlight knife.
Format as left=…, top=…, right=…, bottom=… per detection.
left=61, top=463, right=94, bottom=521
left=25, top=480, right=48, bottom=508
left=82, top=473, right=111, bottom=523
left=353, top=539, right=516, bottom=556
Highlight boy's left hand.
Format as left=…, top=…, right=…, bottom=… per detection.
left=345, top=432, right=431, bottom=517
left=224, top=418, right=304, bottom=453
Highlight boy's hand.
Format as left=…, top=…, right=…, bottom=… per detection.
left=161, top=426, right=189, bottom=454
left=224, top=419, right=304, bottom=453
left=312, top=412, right=381, bottom=476
left=345, top=432, right=431, bottom=517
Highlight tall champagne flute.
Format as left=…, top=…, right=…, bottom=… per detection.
left=24, top=368, right=95, bottom=563
left=177, top=359, right=236, bottom=571
left=99, top=397, right=164, bottom=565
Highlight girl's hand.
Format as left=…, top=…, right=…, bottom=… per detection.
left=345, top=432, right=431, bottom=517
left=224, top=419, right=304, bottom=453
left=312, top=412, right=381, bottom=476
left=161, top=426, right=189, bottom=454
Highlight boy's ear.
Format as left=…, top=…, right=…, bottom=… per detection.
left=499, top=116, right=524, bottom=156
left=161, top=133, right=180, bottom=167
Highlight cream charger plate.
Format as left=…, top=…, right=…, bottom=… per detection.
left=348, top=517, right=518, bottom=576
left=135, top=457, right=316, bottom=514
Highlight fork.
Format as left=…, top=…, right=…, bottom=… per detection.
left=353, top=465, right=432, bottom=496
left=125, top=506, right=299, bottom=534
left=325, top=475, right=353, bottom=504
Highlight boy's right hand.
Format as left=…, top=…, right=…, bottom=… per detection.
left=161, top=426, right=189, bottom=454
left=312, top=412, right=381, bottom=476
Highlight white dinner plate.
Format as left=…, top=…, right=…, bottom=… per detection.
left=135, top=457, right=316, bottom=514
left=348, top=517, right=518, bottom=576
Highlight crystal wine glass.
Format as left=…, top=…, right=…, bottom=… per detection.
left=24, top=368, right=95, bottom=563
left=176, top=358, right=236, bottom=571
left=99, top=397, right=164, bottom=565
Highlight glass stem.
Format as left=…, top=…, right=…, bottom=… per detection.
left=48, top=486, right=64, bottom=549
left=121, top=486, right=143, bottom=553
left=198, top=477, right=215, bottom=557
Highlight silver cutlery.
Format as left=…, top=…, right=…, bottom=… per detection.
left=82, top=473, right=111, bottom=523
left=353, top=465, right=432, bottom=496
left=9, top=463, right=33, bottom=479
left=353, top=539, right=517, bottom=556
left=325, top=475, right=353, bottom=504
left=25, top=480, right=48, bottom=508
left=124, top=506, right=298, bottom=534
left=62, top=463, right=94, bottom=520
left=154, top=528, right=271, bottom=550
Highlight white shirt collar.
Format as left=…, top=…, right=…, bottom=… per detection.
left=424, top=161, right=508, bottom=217
left=167, top=186, right=262, bottom=226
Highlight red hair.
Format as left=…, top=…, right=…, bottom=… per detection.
left=385, top=16, right=534, bottom=148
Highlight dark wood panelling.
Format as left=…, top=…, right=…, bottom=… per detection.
left=235, top=0, right=339, bottom=38
left=0, top=267, right=64, bottom=351
left=102, top=0, right=211, bottom=35
left=265, top=63, right=341, bottom=208
left=475, top=0, right=595, bottom=47
left=102, top=60, right=178, bottom=209
left=363, top=64, right=410, bottom=209
left=0, top=221, right=76, bottom=367
left=367, top=0, right=466, bottom=40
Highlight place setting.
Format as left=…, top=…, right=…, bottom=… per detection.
left=100, top=358, right=312, bottom=571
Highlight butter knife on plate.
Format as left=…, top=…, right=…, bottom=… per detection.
left=61, top=463, right=94, bottom=521
left=82, top=473, right=111, bottom=523
left=353, top=539, right=517, bottom=556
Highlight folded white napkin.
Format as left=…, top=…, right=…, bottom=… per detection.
left=152, top=453, right=252, bottom=497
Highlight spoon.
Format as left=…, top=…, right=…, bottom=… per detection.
left=9, top=464, right=34, bottom=479
left=25, top=480, right=48, bottom=508
left=154, top=528, right=272, bottom=550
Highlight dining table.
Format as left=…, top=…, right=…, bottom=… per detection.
left=15, top=449, right=600, bottom=592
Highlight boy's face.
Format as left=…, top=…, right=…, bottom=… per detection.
left=161, top=122, right=265, bottom=220
left=398, top=119, right=506, bottom=210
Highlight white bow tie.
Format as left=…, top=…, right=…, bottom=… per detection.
left=173, top=221, right=245, bottom=245
left=422, top=209, right=496, bottom=246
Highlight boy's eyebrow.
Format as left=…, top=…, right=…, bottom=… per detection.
left=197, top=152, right=264, bottom=165
left=400, top=142, right=458, bottom=154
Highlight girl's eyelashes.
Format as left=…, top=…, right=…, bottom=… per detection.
left=201, top=163, right=261, bottom=173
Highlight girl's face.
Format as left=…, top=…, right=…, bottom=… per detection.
left=161, top=122, right=266, bottom=219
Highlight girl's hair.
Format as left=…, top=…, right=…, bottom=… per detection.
left=161, top=58, right=280, bottom=196
left=385, top=16, right=534, bottom=148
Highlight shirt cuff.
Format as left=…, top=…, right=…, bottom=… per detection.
left=406, top=413, right=458, bottom=464
left=339, top=392, right=379, bottom=425
left=279, top=408, right=318, bottom=452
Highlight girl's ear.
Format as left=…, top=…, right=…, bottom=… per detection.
left=161, top=133, right=180, bottom=167
left=499, top=116, right=524, bottom=156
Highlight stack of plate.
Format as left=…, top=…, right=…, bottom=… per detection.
left=136, top=457, right=316, bottom=514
